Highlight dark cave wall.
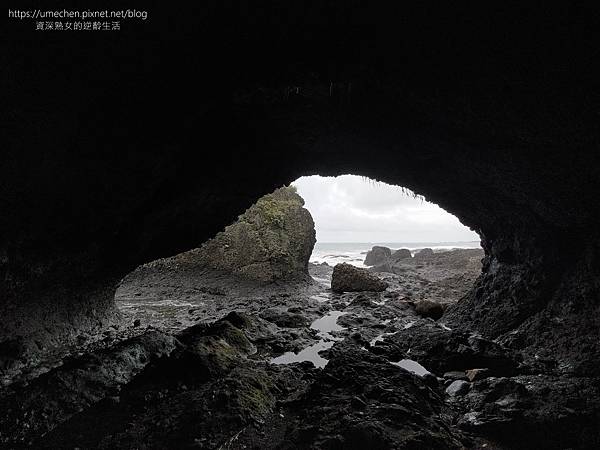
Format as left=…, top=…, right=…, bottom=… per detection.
left=2, top=3, right=600, bottom=372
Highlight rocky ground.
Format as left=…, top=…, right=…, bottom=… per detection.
left=2, top=246, right=598, bottom=448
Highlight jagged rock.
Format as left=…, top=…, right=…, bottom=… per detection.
left=415, top=248, right=435, bottom=258
left=456, top=375, right=600, bottom=448
left=415, top=299, right=444, bottom=320
left=279, top=343, right=466, bottom=448
left=331, top=263, right=388, bottom=293
left=391, top=248, right=412, bottom=261
left=195, top=186, right=316, bottom=282
left=259, top=308, right=309, bottom=328
left=363, top=246, right=392, bottom=266
left=0, top=331, right=178, bottom=445
left=370, top=321, right=521, bottom=376
left=444, top=371, right=468, bottom=381
left=466, top=368, right=490, bottom=381
left=446, top=380, right=470, bottom=396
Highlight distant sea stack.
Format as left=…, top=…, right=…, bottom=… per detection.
left=364, top=246, right=392, bottom=266
left=364, top=245, right=412, bottom=266
left=196, top=186, right=316, bottom=282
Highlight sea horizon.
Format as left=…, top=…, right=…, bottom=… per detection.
left=310, top=240, right=481, bottom=267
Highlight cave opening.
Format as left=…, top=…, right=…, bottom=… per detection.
left=114, top=174, right=483, bottom=370
left=4, top=4, right=600, bottom=447
left=292, top=174, right=482, bottom=266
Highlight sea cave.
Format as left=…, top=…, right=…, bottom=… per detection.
left=2, top=4, right=600, bottom=449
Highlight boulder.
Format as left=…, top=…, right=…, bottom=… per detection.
left=363, top=246, right=392, bottom=266
left=443, top=371, right=468, bottom=381
left=331, top=263, right=388, bottom=293
left=415, top=300, right=444, bottom=320
left=196, top=186, right=316, bottom=282
left=446, top=380, right=470, bottom=396
left=465, top=368, right=490, bottom=381
left=391, top=248, right=412, bottom=261
left=415, top=248, right=435, bottom=258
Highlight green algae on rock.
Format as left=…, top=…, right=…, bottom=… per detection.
left=196, top=186, right=316, bottom=282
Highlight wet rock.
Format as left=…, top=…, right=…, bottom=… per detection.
left=349, top=294, right=376, bottom=308
left=444, top=371, right=468, bottom=381
left=391, top=248, right=412, bottom=261
left=259, top=308, right=309, bottom=328
left=465, top=368, right=490, bottom=381
left=223, top=311, right=252, bottom=329
left=364, top=246, right=392, bottom=266
left=0, top=331, right=178, bottom=445
left=331, top=263, right=388, bottom=293
left=446, top=380, right=470, bottom=396
left=194, top=186, right=316, bottom=282
left=373, top=322, right=520, bottom=376
left=456, top=375, right=600, bottom=448
left=415, top=299, right=444, bottom=320
left=278, top=343, right=466, bottom=448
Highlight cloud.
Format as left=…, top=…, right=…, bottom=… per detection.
left=292, top=175, right=479, bottom=243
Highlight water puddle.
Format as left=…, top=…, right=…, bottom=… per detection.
left=310, top=311, right=346, bottom=339
left=270, top=310, right=346, bottom=368
left=391, top=359, right=431, bottom=377
left=118, top=298, right=197, bottom=309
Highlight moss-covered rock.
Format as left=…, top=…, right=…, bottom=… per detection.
left=197, top=186, right=316, bottom=282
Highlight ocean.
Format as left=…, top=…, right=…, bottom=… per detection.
left=310, top=241, right=482, bottom=267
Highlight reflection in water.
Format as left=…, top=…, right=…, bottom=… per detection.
left=270, top=340, right=334, bottom=368
left=270, top=311, right=346, bottom=368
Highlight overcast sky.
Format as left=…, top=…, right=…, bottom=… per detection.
left=292, top=175, right=479, bottom=243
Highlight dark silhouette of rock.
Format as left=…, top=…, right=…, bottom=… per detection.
left=196, top=186, right=315, bottom=282
left=0, top=331, right=178, bottom=443
left=456, top=375, right=600, bottom=449
left=279, top=343, right=465, bottom=448
left=415, top=300, right=444, bottom=320
left=363, top=246, right=392, bottom=266
left=372, top=321, right=521, bottom=376
left=331, top=263, right=388, bottom=293
left=391, top=248, right=412, bottom=261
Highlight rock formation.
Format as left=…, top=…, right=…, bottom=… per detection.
left=414, top=299, right=444, bottom=320
left=391, top=248, right=412, bottom=261
left=331, top=263, right=388, bottom=293
left=363, top=246, right=392, bottom=266
left=195, top=186, right=315, bottom=282
left=415, top=248, right=434, bottom=259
